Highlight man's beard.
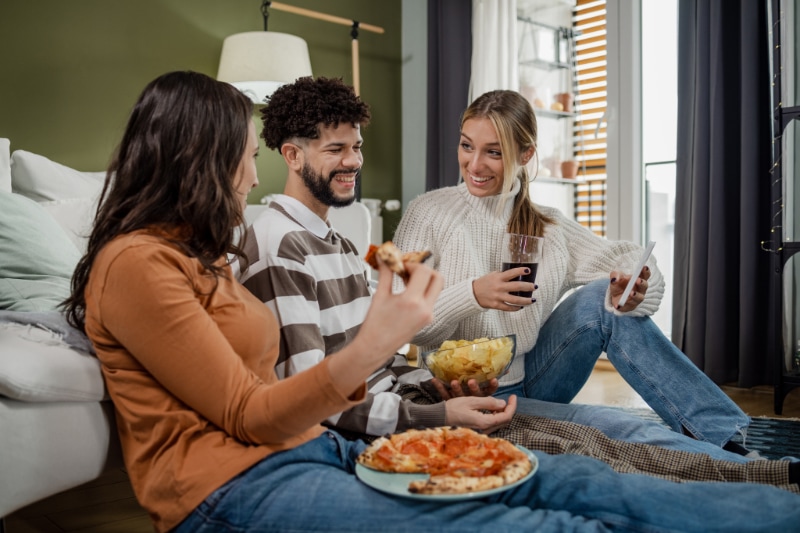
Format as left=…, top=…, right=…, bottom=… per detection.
left=300, top=163, right=360, bottom=208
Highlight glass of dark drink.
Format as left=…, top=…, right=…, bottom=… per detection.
left=501, top=233, right=544, bottom=298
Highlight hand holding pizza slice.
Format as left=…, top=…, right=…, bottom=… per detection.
left=364, top=241, right=432, bottom=283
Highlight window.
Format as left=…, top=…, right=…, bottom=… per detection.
left=641, top=0, right=677, bottom=336
left=579, top=0, right=676, bottom=336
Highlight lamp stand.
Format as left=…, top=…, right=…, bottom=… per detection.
left=265, top=1, right=384, bottom=96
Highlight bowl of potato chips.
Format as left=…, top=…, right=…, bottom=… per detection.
left=423, top=335, right=517, bottom=387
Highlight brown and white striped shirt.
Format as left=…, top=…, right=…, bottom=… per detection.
left=235, top=195, right=445, bottom=437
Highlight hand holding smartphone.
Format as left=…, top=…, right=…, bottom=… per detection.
left=617, top=241, right=656, bottom=308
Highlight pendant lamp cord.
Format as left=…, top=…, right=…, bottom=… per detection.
left=262, top=0, right=271, bottom=31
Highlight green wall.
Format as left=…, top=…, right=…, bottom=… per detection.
left=0, top=0, right=402, bottom=232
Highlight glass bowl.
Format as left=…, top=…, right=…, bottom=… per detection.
left=422, top=334, right=517, bottom=388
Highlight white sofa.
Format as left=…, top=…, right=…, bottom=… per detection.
left=0, top=141, right=124, bottom=522
left=0, top=139, right=372, bottom=522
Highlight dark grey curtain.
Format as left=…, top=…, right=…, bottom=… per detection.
left=426, top=0, right=471, bottom=191
left=672, top=0, right=773, bottom=387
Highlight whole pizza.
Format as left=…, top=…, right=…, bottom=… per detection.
left=357, top=426, right=532, bottom=494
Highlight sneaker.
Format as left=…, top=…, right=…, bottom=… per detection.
left=745, top=450, right=766, bottom=461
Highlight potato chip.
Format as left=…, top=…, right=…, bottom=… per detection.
left=424, top=336, right=516, bottom=385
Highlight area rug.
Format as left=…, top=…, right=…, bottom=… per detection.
left=729, top=417, right=800, bottom=460
left=616, top=407, right=800, bottom=460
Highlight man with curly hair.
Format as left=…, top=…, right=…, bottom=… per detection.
left=259, top=76, right=370, bottom=211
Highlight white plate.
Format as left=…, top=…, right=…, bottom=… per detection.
left=355, top=446, right=538, bottom=501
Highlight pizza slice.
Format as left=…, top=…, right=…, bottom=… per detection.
left=364, top=241, right=432, bottom=283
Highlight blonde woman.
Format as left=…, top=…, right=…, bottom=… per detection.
left=394, top=90, right=753, bottom=457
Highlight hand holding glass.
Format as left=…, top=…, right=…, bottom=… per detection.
left=501, top=233, right=544, bottom=298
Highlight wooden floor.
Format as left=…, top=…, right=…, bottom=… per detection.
left=574, top=359, right=800, bottom=419
left=5, top=362, right=800, bottom=532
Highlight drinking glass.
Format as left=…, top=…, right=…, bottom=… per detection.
left=501, top=233, right=544, bottom=298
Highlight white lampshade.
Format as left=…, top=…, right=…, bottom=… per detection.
left=217, top=31, right=313, bottom=104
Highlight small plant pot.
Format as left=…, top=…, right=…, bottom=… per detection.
left=561, top=160, right=579, bottom=179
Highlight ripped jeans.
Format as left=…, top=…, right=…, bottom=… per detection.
left=497, top=279, right=750, bottom=452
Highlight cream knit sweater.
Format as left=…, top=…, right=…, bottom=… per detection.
left=393, top=180, right=664, bottom=386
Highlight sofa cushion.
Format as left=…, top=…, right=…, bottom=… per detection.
left=10, top=149, right=105, bottom=202
left=0, top=322, right=105, bottom=402
left=0, top=139, right=10, bottom=193
left=0, top=193, right=80, bottom=311
left=40, top=196, right=99, bottom=254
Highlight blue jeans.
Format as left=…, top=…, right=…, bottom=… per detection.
left=174, top=431, right=800, bottom=533
left=497, top=280, right=750, bottom=453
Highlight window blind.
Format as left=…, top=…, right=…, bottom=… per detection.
left=573, top=0, right=607, bottom=236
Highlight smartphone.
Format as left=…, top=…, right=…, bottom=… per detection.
left=617, top=241, right=656, bottom=307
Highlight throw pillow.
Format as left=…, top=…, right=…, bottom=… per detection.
left=0, top=193, right=80, bottom=311
left=40, top=196, right=99, bottom=254
left=10, top=149, right=105, bottom=202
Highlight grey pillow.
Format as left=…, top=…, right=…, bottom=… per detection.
left=0, top=193, right=80, bottom=311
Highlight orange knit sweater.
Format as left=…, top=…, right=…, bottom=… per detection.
left=84, top=229, right=364, bottom=532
